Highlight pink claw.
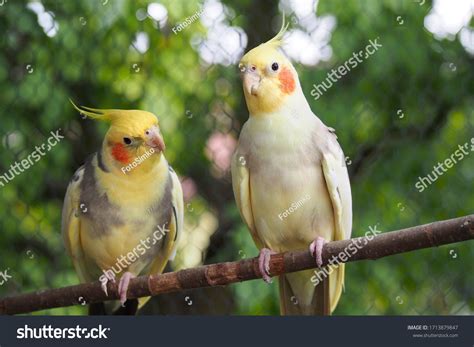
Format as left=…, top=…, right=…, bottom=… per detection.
left=258, top=248, right=275, bottom=283
left=118, top=272, right=136, bottom=306
left=309, top=236, right=327, bottom=268
left=100, top=270, right=116, bottom=297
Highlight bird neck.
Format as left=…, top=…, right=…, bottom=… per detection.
left=95, top=146, right=169, bottom=207
left=248, top=86, right=311, bottom=119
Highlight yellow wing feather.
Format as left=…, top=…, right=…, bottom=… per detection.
left=61, top=167, right=92, bottom=283
left=321, top=152, right=351, bottom=313
left=231, top=152, right=263, bottom=249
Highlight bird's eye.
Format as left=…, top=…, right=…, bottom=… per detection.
left=271, top=62, right=279, bottom=71
left=145, top=130, right=150, bottom=135
left=123, top=137, right=132, bottom=145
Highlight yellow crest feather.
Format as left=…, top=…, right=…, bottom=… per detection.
left=69, top=99, right=159, bottom=133
left=69, top=99, right=114, bottom=121
left=264, top=13, right=289, bottom=48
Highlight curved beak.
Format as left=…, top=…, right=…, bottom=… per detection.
left=145, top=126, right=166, bottom=152
left=242, top=70, right=261, bottom=96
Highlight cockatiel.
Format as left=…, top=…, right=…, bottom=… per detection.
left=231, top=21, right=352, bottom=315
left=62, top=102, right=183, bottom=314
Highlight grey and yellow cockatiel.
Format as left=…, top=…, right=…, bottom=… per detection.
left=231, top=22, right=352, bottom=315
left=62, top=102, right=183, bottom=314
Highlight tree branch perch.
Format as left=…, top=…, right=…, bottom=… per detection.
left=1, top=214, right=473, bottom=315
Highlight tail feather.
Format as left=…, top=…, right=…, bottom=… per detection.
left=330, top=262, right=345, bottom=313
left=279, top=263, right=345, bottom=315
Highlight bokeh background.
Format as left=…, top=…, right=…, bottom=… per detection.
left=0, top=0, right=473, bottom=315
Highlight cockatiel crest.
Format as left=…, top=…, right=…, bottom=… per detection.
left=70, top=100, right=158, bottom=130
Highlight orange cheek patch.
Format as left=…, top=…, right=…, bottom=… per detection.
left=278, top=67, right=296, bottom=94
left=111, top=143, right=130, bottom=164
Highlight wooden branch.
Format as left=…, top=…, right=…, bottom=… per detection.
left=1, top=214, right=473, bottom=315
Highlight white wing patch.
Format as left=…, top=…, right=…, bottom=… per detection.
left=168, top=169, right=184, bottom=261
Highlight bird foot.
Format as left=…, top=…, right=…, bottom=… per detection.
left=118, top=272, right=136, bottom=306
left=309, top=236, right=327, bottom=268
left=100, top=270, right=116, bottom=297
left=258, top=248, right=276, bottom=283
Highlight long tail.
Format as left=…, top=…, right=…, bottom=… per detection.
left=279, top=264, right=345, bottom=315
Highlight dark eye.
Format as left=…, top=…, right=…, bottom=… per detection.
left=123, top=137, right=132, bottom=145
left=145, top=130, right=150, bottom=135
left=271, top=62, right=279, bottom=71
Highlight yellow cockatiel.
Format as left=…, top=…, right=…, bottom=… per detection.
left=231, top=21, right=352, bottom=315
left=62, top=102, right=183, bottom=315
